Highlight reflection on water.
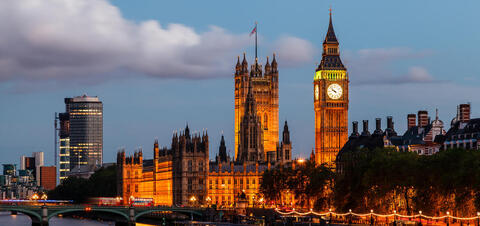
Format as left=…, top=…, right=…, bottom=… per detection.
left=0, top=212, right=119, bottom=226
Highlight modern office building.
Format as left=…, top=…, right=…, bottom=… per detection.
left=61, top=95, right=103, bottom=176
left=40, top=166, right=57, bottom=190
left=2, top=164, right=16, bottom=176
left=58, top=112, right=70, bottom=182
left=20, top=152, right=44, bottom=185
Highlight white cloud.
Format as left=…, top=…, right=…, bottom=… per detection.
left=343, top=47, right=440, bottom=85
left=272, top=36, right=316, bottom=67
left=0, top=0, right=312, bottom=86
left=403, top=66, right=435, bottom=83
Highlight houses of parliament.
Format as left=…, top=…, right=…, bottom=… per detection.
left=116, top=13, right=349, bottom=207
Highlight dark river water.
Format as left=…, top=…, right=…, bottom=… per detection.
left=0, top=212, right=155, bottom=226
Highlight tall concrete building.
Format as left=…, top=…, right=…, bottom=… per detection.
left=61, top=95, right=103, bottom=174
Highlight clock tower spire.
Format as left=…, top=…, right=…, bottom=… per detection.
left=313, top=10, right=349, bottom=167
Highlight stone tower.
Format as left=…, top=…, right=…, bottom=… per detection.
left=171, top=125, right=209, bottom=206
left=276, top=121, right=292, bottom=164
left=237, top=79, right=265, bottom=163
left=313, top=12, right=349, bottom=166
left=234, top=54, right=279, bottom=160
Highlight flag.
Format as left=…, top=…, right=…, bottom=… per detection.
left=250, top=24, right=257, bottom=36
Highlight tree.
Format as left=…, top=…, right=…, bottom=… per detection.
left=48, top=165, right=117, bottom=203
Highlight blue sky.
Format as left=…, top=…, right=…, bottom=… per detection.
left=0, top=0, right=479, bottom=166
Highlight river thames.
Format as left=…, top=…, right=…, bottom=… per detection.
left=0, top=212, right=154, bottom=226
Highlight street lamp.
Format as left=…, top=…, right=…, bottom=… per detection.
left=190, top=196, right=197, bottom=207
left=446, top=211, right=450, bottom=226
left=418, top=211, right=422, bottom=225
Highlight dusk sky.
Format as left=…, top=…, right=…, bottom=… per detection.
left=0, top=0, right=479, bottom=166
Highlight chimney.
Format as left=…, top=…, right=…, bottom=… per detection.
left=361, top=120, right=370, bottom=136
left=459, top=104, right=471, bottom=123
left=374, top=118, right=383, bottom=135
left=350, top=121, right=360, bottom=137
left=418, top=111, right=428, bottom=127
left=387, top=116, right=394, bottom=130
left=407, top=114, right=416, bottom=129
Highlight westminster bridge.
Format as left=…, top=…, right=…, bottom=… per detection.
left=0, top=204, right=206, bottom=226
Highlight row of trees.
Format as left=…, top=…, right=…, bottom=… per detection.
left=260, top=148, right=480, bottom=217
left=48, top=165, right=117, bottom=203
left=260, top=159, right=333, bottom=210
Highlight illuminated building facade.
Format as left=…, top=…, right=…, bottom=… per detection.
left=208, top=161, right=266, bottom=207
left=208, top=121, right=292, bottom=207
left=314, top=13, right=349, bottom=166
left=62, top=95, right=103, bottom=172
left=117, top=124, right=292, bottom=208
left=235, top=54, right=279, bottom=160
left=117, top=145, right=174, bottom=206
left=237, top=79, right=265, bottom=163
left=117, top=126, right=209, bottom=206
left=40, top=166, right=56, bottom=190
left=58, top=113, right=70, bottom=182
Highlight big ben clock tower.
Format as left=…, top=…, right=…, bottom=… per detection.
left=314, top=11, right=349, bottom=166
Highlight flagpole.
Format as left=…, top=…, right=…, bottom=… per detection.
left=255, top=21, right=258, bottom=61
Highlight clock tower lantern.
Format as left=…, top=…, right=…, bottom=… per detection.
left=314, top=12, right=349, bottom=166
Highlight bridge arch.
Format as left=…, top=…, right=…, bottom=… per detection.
left=47, top=208, right=130, bottom=222
left=134, top=208, right=203, bottom=221
left=0, top=208, right=42, bottom=223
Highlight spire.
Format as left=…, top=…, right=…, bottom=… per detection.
left=241, top=52, right=248, bottom=73
left=317, top=9, right=345, bottom=71
left=324, top=8, right=338, bottom=44
left=219, top=134, right=227, bottom=162
left=271, top=53, right=277, bottom=68
left=436, top=108, right=439, bottom=120
left=264, top=56, right=271, bottom=74
left=185, top=123, right=190, bottom=139
left=282, top=120, right=290, bottom=144
left=236, top=55, right=241, bottom=71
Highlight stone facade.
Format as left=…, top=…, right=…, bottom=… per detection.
left=237, top=79, right=265, bottom=163
left=235, top=54, right=279, bottom=159
left=117, top=125, right=209, bottom=206
left=314, top=13, right=349, bottom=167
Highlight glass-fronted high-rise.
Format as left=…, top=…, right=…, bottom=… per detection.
left=64, top=95, right=103, bottom=171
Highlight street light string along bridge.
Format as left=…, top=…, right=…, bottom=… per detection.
left=276, top=208, right=480, bottom=225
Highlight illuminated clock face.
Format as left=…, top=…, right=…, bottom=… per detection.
left=315, top=85, right=319, bottom=100
left=327, top=83, right=343, bottom=99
